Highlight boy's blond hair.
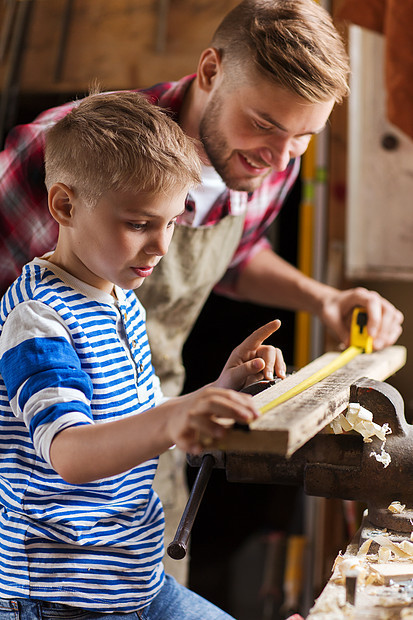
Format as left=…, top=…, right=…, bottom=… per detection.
left=212, top=0, right=349, bottom=104
left=45, top=91, right=201, bottom=206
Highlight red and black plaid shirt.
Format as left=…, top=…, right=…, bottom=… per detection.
left=0, top=75, right=300, bottom=297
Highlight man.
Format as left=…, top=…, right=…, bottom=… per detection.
left=0, top=0, right=403, bottom=607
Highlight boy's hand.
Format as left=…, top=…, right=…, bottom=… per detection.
left=161, top=320, right=285, bottom=455
left=167, top=387, right=259, bottom=454
left=215, top=319, right=286, bottom=391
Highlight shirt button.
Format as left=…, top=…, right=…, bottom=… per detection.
left=132, top=340, right=137, bottom=348
left=139, top=363, right=144, bottom=372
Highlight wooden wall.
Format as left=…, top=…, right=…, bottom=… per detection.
left=0, top=0, right=239, bottom=94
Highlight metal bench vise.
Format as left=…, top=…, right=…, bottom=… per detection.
left=168, top=377, right=413, bottom=559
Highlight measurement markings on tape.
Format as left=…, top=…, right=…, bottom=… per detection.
left=258, top=307, right=373, bottom=417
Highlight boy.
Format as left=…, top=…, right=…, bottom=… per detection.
left=0, top=91, right=285, bottom=618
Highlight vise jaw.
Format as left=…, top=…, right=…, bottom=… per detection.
left=204, top=378, right=413, bottom=533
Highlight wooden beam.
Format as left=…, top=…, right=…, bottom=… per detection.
left=212, top=345, right=406, bottom=457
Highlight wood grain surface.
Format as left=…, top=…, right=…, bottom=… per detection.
left=213, top=345, right=407, bottom=457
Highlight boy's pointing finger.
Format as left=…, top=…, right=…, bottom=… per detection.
left=242, top=319, right=282, bottom=349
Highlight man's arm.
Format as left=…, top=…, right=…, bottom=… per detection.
left=235, top=247, right=404, bottom=350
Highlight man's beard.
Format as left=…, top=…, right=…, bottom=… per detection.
left=199, top=95, right=268, bottom=193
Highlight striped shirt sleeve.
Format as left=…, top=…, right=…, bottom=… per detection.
left=0, top=300, right=94, bottom=465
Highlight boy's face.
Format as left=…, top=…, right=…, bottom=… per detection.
left=53, top=188, right=187, bottom=294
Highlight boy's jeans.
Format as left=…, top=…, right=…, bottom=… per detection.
left=0, top=576, right=234, bottom=620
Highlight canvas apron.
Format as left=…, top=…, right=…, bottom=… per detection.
left=137, top=211, right=246, bottom=397
left=137, top=211, right=245, bottom=584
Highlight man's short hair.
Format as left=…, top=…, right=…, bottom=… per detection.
left=212, top=0, right=349, bottom=103
left=45, top=91, right=201, bottom=206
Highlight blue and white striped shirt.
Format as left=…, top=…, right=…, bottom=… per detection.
left=0, top=258, right=166, bottom=612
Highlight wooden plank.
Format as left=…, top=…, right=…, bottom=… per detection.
left=212, top=345, right=406, bottom=457
left=373, top=562, right=413, bottom=584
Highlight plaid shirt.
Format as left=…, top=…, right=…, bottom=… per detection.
left=0, top=75, right=300, bottom=297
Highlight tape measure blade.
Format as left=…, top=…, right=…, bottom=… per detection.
left=259, top=346, right=362, bottom=416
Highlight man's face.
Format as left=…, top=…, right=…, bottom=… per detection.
left=56, top=188, right=187, bottom=294
left=198, top=74, right=334, bottom=192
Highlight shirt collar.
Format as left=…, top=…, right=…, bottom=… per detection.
left=142, top=74, right=196, bottom=121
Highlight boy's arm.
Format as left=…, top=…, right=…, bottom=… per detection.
left=49, top=387, right=257, bottom=484
left=1, top=301, right=259, bottom=485
left=50, top=321, right=287, bottom=484
left=2, top=304, right=280, bottom=485
left=50, top=321, right=288, bottom=484
left=50, top=320, right=285, bottom=484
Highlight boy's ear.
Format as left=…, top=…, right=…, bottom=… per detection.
left=197, top=47, right=223, bottom=93
left=48, top=183, right=75, bottom=226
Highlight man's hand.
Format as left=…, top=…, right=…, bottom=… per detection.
left=236, top=249, right=404, bottom=352
left=215, top=319, right=286, bottom=390
left=320, top=287, right=404, bottom=350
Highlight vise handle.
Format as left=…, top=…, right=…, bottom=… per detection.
left=167, top=380, right=276, bottom=559
left=167, top=453, right=215, bottom=560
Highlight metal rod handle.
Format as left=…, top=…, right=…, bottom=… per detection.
left=167, top=453, right=215, bottom=560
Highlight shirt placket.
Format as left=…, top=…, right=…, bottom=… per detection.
left=119, top=302, right=147, bottom=403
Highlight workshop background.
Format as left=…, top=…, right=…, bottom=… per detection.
left=1, top=1, right=412, bottom=619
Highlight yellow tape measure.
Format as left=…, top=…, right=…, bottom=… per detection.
left=258, top=307, right=373, bottom=417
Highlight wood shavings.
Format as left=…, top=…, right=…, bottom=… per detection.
left=358, top=538, right=373, bottom=556
left=370, top=534, right=412, bottom=559
left=364, top=569, right=384, bottom=586
left=332, top=551, right=383, bottom=587
left=332, top=532, right=413, bottom=591
left=332, top=550, right=344, bottom=572
left=332, top=554, right=363, bottom=585
left=330, top=413, right=353, bottom=434
left=388, top=501, right=406, bottom=514
left=341, top=557, right=366, bottom=575
left=307, top=591, right=355, bottom=619
left=330, top=403, right=392, bottom=466
left=397, top=540, right=413, bottom=556
left=331, top=403, right=391, bottom=442
left=370, top=444, right=392, bottom=468
left=378, top=546, right=392, bottom=563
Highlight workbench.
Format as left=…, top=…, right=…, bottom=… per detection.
left=307, top=516, right=413, bottom=619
